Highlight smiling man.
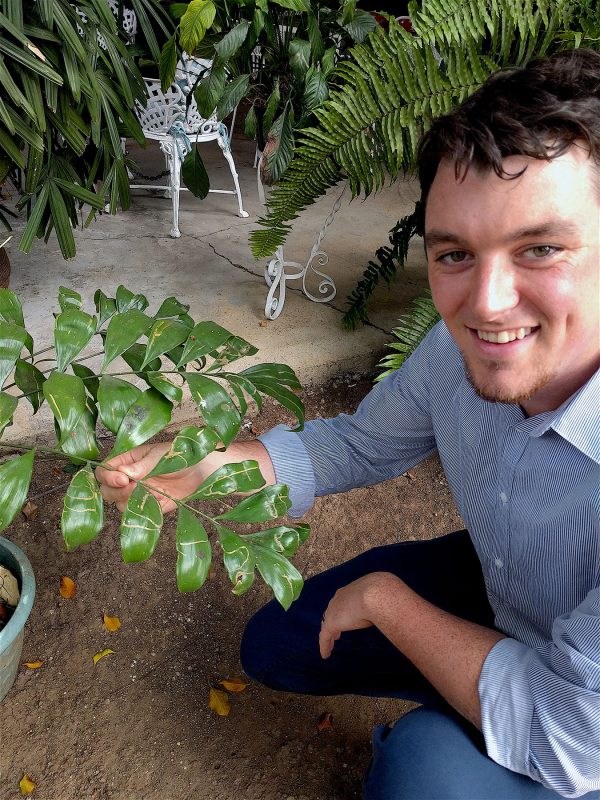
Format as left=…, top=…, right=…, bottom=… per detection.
left=97, top=50, right=600, bottom=798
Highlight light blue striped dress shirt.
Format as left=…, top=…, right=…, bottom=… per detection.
left=259, top=321, right=600, bottom=798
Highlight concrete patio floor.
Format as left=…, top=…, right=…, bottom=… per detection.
left=6, top=132, right=428, bottom=419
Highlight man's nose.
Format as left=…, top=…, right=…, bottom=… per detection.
left=469, top=257, right=519, bottom=319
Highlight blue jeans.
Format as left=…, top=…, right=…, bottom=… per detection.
left=240, top=530, right=589, bottom=799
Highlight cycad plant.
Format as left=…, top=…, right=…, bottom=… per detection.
left=0, top=0, right=172, bottom=259
left=248, top=0, right=599, bottom=337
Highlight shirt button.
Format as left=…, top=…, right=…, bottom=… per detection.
left=500, top=492, right=508, bottom=504
left=494, top=557, right=504, bottom=568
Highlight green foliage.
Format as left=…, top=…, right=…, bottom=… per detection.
left=0, top=284, right=309, bottom=608
left=160, top=0, right=377, bottom=184
left=376, top=290, right=440, bottom=381
left=0, top=0, right=173, bottom=258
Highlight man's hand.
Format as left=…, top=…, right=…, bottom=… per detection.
left=96, top=439, right=276, bottom=513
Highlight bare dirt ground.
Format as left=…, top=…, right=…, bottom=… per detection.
left=0, top=375, right=462, bottom=800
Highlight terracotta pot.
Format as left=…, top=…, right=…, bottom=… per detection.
left=0, top=246, right=10, bottom=288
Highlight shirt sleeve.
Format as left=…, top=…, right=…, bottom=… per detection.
left=259, top=328, right=439, bottom=517
left=479, top=587, right=600, bottom=798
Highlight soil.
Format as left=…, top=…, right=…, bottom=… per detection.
left=0, top=375, right=462, bottom=800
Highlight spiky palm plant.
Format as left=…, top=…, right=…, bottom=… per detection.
left=248, top=0, right=599, bottom=336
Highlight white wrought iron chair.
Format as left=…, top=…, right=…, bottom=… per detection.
left=130, top=56, right=248, bottom=238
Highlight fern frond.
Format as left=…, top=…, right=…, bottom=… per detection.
left=342, top=208, right=420, bottom=330
left=376, top=290, right=441, bottom=381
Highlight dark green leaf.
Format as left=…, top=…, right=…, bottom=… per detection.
left=108, top=388, right=173, bottom=459
left=288, top=38, right=311, bottom=82
left=216, top=74, right=250, bottom=120
left=342, top=9, right=377, bottom=43
left=189, top=460, right=265, bottom=500
left=185, top=373, right=241, bottom=446
left=48, top=181, right=76, bottom=259
left=206, top=335, right=258, bottom=369
left=243, top=523, right=310, bottom=557
left=98, top=376, right=142, bottom=435
left=0, top=320, right=27, bottom=388
left=14, top=359, right=45, bottom=413
left=148, top=424, right=220, bottom=478
left=115, top=285, right=149, bottom=313
left=143, top=319, right=190, bottom=369
left=253, top=544, right=303, bottom=609
left=217, top=484, right=291, bottom=523
left=243, top=104, right=257, bottom=139
left=266, top=109, right=294, bottom=183
left=217, top=524, right=255, bottom=596
left=57, top=286, right=82, bottom=312
left=71, top=363, right=99, bottom=402
left=159, top=35, right=178, bottom=92
left=60, top=396, right=100, bottom=462
left=102, top=310, right=153, bottom=370
left=240, top=362, right=301, bottom=389
left=0, top=450, right=34, bottom=533
left=195, top=64, right=226, bottom=119
left=270, top=0, right=310, bottom=10
left=61, top=464, right=103, bottom=550
left=222, top=373, right=263, bottom=414
left=214, top=20, right=250, bottom=61
left=54, top=309, right=97, bottom=372
left=246, top=377, right=304, bottom=429
left=177, top=321, right=232, bottom=366
left=146, top=372, right=183, bottom=404
left=176, top=507, right=211, bottom=592
left=303, top=67, right=329, bottom=112
left=154, top=297, right=190, bottom=320
left=0, top=390, right=17, bottom=435
left=0, top=288, right=24, bottom=327
left=94, top=289, right=117, bottom=328
left=42, top=372, right=87, bottom=445
left=120, top=484, right=163, bottom=563
left=121, top=342, right=162, bottom=374
left=181, top=148, right=209, bottom=199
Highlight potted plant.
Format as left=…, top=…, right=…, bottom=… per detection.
left=0, top=282, right=309, bottom=698
left=0, top=0, right=173, bottom=265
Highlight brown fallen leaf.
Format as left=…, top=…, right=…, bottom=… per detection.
left=59, top=576, right=77, bottom=599
left=219, top=677, right=248, bottom=693
left=19, top=773, right=35, bottom=795
left=103, top=613, right=121, bottom=632
left=93, top=648, right=114, bottom=665
left=21, top=501, right=38, bottom=520
left=23, top=660, right=43, bottom=670
left=208, top=687, right=231, bottom=716
left=317, top=711, right=334, bottom=732
left=259, top=320, right=268, bottom=328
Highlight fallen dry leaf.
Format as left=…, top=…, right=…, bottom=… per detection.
left=23, top=660, right=43, bottom=670
left=103, top=613, right=121, bottom=632
left=93, top=648, right=114, bottom=665
left=21, top=501, right=38, bottom=520
left=59, top=576, right=77, bottom=599
left=259, top=320, right=268, bottom=327
left=219, top=677, right=248, bottom=693
left=19, top=773, right=35, bottom=795
left=317, top=711, right=334, bottom=732
left=208, top=687, right=231, bottom=716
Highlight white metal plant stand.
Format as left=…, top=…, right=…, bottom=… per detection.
left=260, top=171, right=346, bottom=320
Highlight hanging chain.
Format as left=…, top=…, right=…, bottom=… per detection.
left=128, top=165, right=171, bottom=181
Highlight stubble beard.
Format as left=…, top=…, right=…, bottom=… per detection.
left=463, top=357, right=552, bottom=406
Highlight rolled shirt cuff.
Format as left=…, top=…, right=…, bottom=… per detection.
left=258, top=424, right=316, bottom=518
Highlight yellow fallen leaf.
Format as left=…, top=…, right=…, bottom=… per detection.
left=93, top=648, right=114, bottom=665
left=219, top=677, right=248, bottom=693
left=23, top=660, right=43, bottom=670
left=19, top=773, right=35, bottom=795
left=208, top=687, right=230, bottom=716
left=59, top=576, right=77, bottom=599
left=103, top=613, right=121, bottom=632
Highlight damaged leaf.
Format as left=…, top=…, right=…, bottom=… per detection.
left=93, top=648, right=114, bottom=665
left=219, top=677, right=248, bottom=693
left=21, top=500, right=38, bottom=520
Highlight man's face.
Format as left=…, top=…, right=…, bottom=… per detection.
left=425, top=148, right=600, bottom=415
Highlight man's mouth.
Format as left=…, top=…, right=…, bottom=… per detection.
left=476, top=326, right=534, bottom=344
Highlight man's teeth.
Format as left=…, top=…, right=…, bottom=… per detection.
left=477, top=327, right=532, bottom=344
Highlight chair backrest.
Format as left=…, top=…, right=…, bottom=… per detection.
left=107, top=0, right=137, bottom=38
left=137, top=76, right=219, bottom=137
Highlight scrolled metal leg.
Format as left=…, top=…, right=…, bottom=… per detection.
left=160, top=139, right=181, bottom=238
left=218, top=132, right=249, bottom=218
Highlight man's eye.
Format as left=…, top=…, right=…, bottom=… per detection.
left=526, top=245, right=559, bottom=258
left=438, top=250, right=468, bottom=264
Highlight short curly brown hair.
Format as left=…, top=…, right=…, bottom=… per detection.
left=416, top=48, right=600, bottom=226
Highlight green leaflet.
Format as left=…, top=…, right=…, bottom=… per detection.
left=159, top=35, right=177, bottom=92
left=206, top=335, right=258, bottom=369
left=181, top=148, right=209, bottom=199
left=216, top=484, right=291, bottom=523
left=145, top=372, right=183, bottom=405
left=115, top=285, right=149, bottom=313
left=98, top=376, right=143, bottom=434
left=0, top=288, right=25, bottom=327
left=142, top=318, right=190, bottom=368
left=60, top=397, right=100, bottom=461
left=57, top=286, right=82, bottom=312
left=154, top=297, right=190, bottom=320
left=54, top=308, right=97, bottom=372
left=71, top=363, right=99, bottom=401
left=253, top=544, right=303, bottom=610
left=189, top=460, right=265, bottom=500
left=176, top=507, right=211, bottom=592
left=108, top=388, right=173, bottom=459
left=61, top=464, right=103, bottom=550
left=243, top=524, right=310, bottom=558
left=147, top=425, right=220, bottom=478
left=179, top=0, right=216, bottom=54
left=93, top=289, right=117, bottom=328
left=241, top=375, right=304, bottom=430
left=102, top=310, right=153, bottom=370
left=42, top=371, right=87, bottom=445
left=239, top=363, right=301, bottom=389
left=0, top=390, right=17, bottom=436
left=176, top=321, right=232, bottom=366
left=120, top=342, right=162, bottom=374
left=185, top=373, right=241, bottom=447
left=0, top=449, right=35, bottom=533
left=217, top=524, right=255, bottom=596
left=14, top=359, right=45, bottom=413
left=0, top=319, right=28, bottom=388
left=120, top=484, right=163, bottom=563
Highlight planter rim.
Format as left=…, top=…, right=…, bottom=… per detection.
left=0, top=537, right=35, bottom=652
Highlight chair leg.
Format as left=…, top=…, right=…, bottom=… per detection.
left=160, top=140, right=181, bottom=238
left=217, top=133, right=249, bottom=218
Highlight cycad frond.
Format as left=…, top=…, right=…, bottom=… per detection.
left=376, top=290, right=440, bottom=381
left=250, top=0, right=573, bottom=259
